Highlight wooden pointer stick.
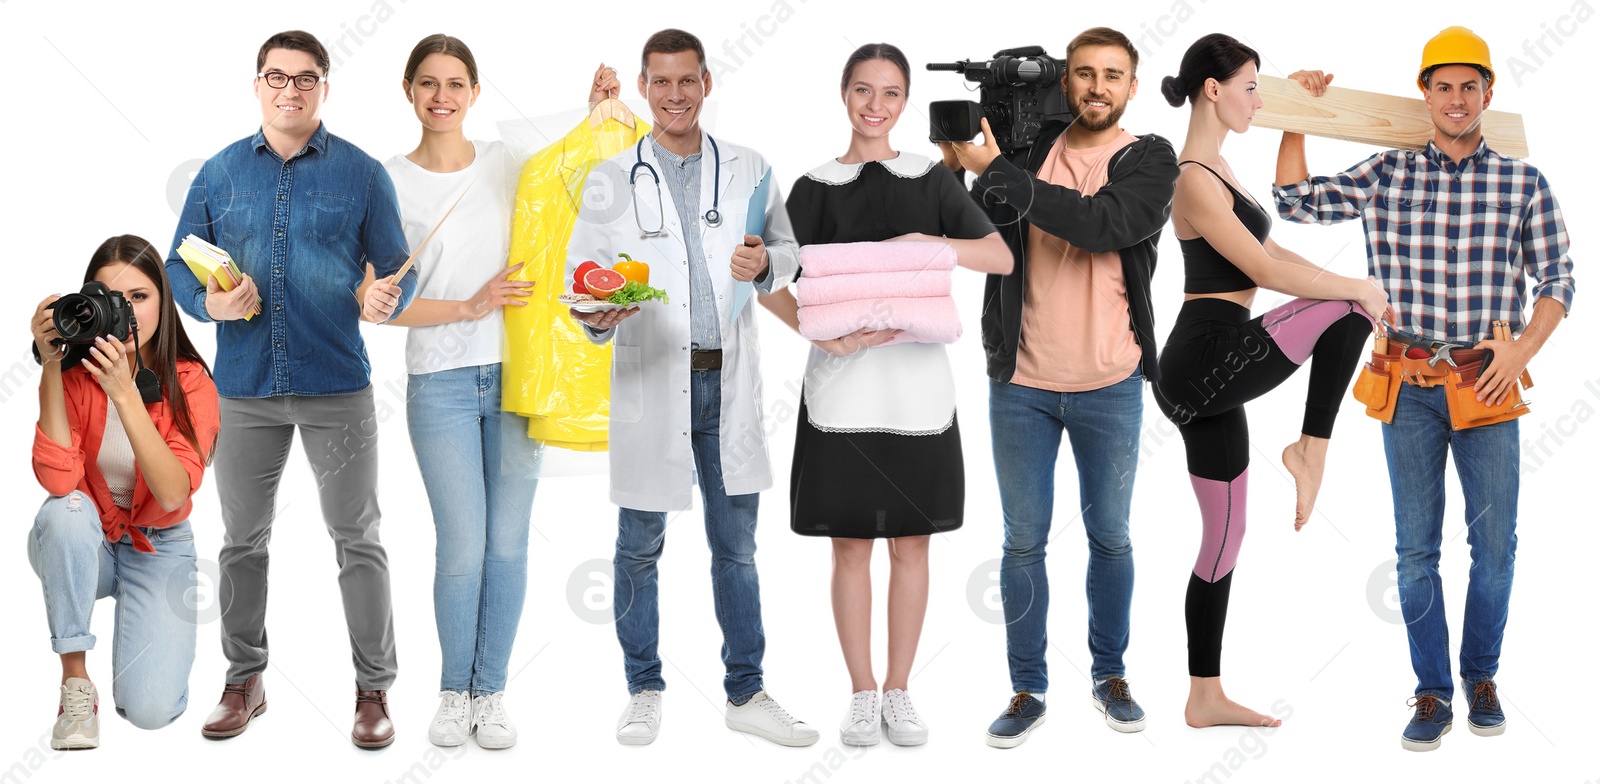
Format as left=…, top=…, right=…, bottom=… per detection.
left=392, top=178, right=475, bottom=282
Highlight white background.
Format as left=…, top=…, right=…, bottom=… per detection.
left=1, top=0, right=1596, bottom=782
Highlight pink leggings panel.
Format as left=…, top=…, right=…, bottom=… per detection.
left=1191, top=470, right=1247, bottom=583
left=1261, top=298, right=1373, bottom=365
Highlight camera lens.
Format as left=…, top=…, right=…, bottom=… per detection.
left=52, top=293, right=105, bottom=344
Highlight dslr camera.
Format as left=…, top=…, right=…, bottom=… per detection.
left=927, top=45, right=1072, bottom=154
left=34, top=281, right=138, bottom=366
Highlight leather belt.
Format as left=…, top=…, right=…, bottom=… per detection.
left=691, top=349, right=722, bottom=371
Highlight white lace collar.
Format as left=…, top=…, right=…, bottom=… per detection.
left=804, top=152, right=935, bottom=186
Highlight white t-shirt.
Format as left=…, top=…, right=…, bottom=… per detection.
left=382, top=139, right=521, bottom=375
left=97, top=397, right=136, bottom=510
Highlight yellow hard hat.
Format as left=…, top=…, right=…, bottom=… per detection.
left=1418, top=26, right=1494, bottom=92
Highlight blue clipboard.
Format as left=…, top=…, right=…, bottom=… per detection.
left=728, top=168, right=770, bottom=321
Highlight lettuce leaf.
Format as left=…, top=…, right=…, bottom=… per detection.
left=606, top=281, right=670, bottom=305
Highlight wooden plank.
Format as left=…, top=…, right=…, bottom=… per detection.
left=1252, top=75, right=1528, bottom=159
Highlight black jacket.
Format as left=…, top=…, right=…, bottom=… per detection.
left=969, top=121, right=1178, bottom=385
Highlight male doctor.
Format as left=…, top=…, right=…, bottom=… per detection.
left=567, top=28, right=816, bottom=748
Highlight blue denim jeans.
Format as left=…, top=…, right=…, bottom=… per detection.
left=27, top=492, right=197, bottom=729
left=1383, top=383, right=1519, bottom=700
left=613, top=369, right=765, bottom=703
left=990, top=367, right=1143, bottom=691
left=408, top=363, right=544, bottom=695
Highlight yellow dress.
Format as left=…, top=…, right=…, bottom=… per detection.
left=503, top=117, right=650, bottom=450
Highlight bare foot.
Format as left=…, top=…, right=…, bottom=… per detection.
left=1185, top=680, right=1284, bottom=728
left=1281, top=437, right=1329, bottom=531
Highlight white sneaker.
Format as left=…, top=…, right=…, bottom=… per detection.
left=839, top=690, right=880, bottom=746
left=428, top=690, right=472, bottom=747
left=53, top=677, right=99, bottom=750
left=725, top=691, right=820, bottom=747
left=616, top=690, right=663, bottom=746
left=880, top=689, right=929, bottom=746
left=471, top=692, right=516, bottom=749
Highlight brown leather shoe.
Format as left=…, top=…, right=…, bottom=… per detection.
left=200, top=674, right=267, bottom=739
left=352, top=689, right=395, bottom=749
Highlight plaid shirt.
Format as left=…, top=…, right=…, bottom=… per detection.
left=1273, top=139, right=1574, bottom=345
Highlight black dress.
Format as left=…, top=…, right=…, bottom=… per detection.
left=785, top=153, right=997, bottom=538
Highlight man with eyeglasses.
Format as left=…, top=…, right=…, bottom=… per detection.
left=164, top=29, right=415, bottom=749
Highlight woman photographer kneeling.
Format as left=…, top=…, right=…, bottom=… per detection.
left=27, top=235, right=220, bottom=749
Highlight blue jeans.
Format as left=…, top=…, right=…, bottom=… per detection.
left=990, top=367, right=1143, bottom=691
left=613, top=369, right=765, bottom=703
left=408, top=363, right=544, bottom=695
left=27, top=492, right=197, bottom=729
left=1383, top=383, right=1519, bottom=700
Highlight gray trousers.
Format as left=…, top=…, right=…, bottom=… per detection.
left=215, top=387, right=396, bottom=690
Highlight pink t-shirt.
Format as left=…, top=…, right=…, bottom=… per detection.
left=1012, top=131, right=1142, bottom=392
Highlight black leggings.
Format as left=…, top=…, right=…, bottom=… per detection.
left=1154, top=296, right=1371, bottom=677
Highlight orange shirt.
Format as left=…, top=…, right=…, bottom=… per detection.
left=1013, top=131, right=1142, bottom=392
left=32, top=358, right=220, bottom=552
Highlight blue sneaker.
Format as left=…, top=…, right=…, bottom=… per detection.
left=985, top=692, right=1046, bottom=749
left=1090, top=677, right=1147, bottom=733
left=1465, top=679, right=1506, bottom=736
left=1401, top=694, right=1452, bottom=752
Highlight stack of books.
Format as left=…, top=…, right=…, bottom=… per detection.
left=177, top=234, right=260, bottom=320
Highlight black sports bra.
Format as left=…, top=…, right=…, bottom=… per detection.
left=1178, top=160, right=1270, bottom=295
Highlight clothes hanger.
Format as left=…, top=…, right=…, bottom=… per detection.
left=589, top=97, right=635, bottom=128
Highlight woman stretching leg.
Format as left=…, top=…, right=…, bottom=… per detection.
left=1162, top=296, right=1372, bottom=672
left=1154, top=34, right=1391, bottom=728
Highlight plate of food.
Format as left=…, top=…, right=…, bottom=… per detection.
left=562, top=254, right=670, bottom=314
left=560, top=293, right=643, bottom=313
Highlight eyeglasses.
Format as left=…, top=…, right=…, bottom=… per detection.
left=257, top=71, right=326, bottom=91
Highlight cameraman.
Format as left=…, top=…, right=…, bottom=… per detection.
left=941, top=27, right=1178, bottom=748
left=28, top=235, right=220, bottom=749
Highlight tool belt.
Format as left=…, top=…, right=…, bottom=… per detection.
left=1350, top=321, right=1532, bottom=430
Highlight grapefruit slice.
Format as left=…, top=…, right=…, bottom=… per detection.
left=583, top=268, right=627, bottom=298
left=572, top=260, right=602, bottom=295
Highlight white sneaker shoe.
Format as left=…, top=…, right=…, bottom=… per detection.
left=428, top=690, right=472, bottom=747
left=616, top=690, right=663, bottom=746
left=839, top=690, right=880, bottom=746
left=471, top=692, right=517, bottom=749
left=53, top=677, right=99, bottom=750
left=726, top=691, right=820, bottom=747
left=881, top=689, right=929, bottom=746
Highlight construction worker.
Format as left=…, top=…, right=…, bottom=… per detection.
left=1273, top=26, right=1574, bottom=751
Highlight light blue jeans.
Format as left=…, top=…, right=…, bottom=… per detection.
left=28, top=492, right=197, bottom=729
left=1383, top=383, right=1519, bottom=701
left=408, top=363, right=544, bottom=696
left=989, top=367, right=1144, bottom=691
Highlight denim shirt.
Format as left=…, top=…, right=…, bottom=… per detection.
left=652, top=137, right=722, bottom=350
left=165, top=123, right=416, bottom=398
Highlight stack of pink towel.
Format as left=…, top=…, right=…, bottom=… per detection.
left=795, top=241, right=961, bottom=346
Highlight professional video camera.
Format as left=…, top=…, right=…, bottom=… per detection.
left=926, top=45, right=1071, bottom=154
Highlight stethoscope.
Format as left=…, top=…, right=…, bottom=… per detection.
left=629, top=135, right=722, bottom=237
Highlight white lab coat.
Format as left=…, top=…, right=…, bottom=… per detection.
left=566, top=131, right=799, bottom=512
